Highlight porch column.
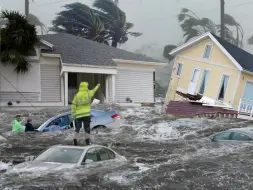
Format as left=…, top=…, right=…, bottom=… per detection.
left=106, top=75, right=109, bottom=103
left=64, top=72, right=68, bottom=106
left=112, top=74, right=116, bottom=103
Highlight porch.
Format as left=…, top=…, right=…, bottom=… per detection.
left=61, top=64, right=117, bottom=106
left=238, top=98, right=253, bottom=120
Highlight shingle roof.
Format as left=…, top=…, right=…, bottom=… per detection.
left=212, top=34, right=253, bottom=72
left=39, top=33, right=161, bottom=67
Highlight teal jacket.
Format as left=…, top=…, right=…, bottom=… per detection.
left=12, top=120, right=25, bottom=132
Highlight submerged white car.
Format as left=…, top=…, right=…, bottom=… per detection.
left=9, top=145, right=127, bottom=172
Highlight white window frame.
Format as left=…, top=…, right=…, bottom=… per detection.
left=203, top=44, right=213, bottom=59
left=198, top=69, right=211, bottom=95
left=175, top=63, right=183, bottom=76
left=217, top=73, right=230, bottom=101
left=190, top=67, right=201, bottom=83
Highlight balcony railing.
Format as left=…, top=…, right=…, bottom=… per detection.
left=238, top=98, right=253, bottom=117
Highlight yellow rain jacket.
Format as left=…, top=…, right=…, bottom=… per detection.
left=71, top=82, right=100, bottom=119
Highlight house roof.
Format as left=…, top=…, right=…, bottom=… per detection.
left=212, top=34, right=253, bottom=73
left=169, top=32, right=253, bottom=73
left=39, top=33, right=162, bottom=67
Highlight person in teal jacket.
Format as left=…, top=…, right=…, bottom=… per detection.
left=12, top=115, right=25, bottom=132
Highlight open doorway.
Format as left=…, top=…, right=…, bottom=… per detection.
left=68, top=73, right=106, bottom=103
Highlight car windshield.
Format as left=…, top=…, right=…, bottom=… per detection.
left=35, top=147, right=84, bottom=164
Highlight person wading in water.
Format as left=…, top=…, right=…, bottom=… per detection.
left=71, top=82, right=100, bottom=146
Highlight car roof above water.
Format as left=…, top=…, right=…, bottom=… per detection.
left=54, top=109, right=105, bottom=117
left=227, top=127, right=253, bottom=137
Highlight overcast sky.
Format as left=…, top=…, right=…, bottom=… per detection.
left=1, top=0, right=253, bottom=60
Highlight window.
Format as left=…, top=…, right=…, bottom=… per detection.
left=203, top=45, right=212, bottom=59
left=231, top=132, right=253, bottom=141
left=46, top=116, right=69, bottom=128
left=35, top=147, right=84, bottom=164
left=218, top=75, right=230, bottom=100
left=85, top=148, right=99, bottom=162
left=213, top=132, right=231, bottom=141
left=190, top=68, right=200, bottom=82
left=176, top=63, right=183, bottom=76
left=199, top=70, right=210, bottom=94
left=97, top=148, right=116, bottom=161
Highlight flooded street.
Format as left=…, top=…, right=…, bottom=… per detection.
left=1, top=105, right=253, bottom=190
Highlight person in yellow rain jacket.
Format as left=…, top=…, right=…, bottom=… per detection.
left=71, top=82, right=100, bottom=146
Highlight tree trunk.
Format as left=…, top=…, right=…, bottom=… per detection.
left=111, top=40, right=118, bottom=47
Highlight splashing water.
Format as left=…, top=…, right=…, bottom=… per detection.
left=0, top=105, right=253, bottom=189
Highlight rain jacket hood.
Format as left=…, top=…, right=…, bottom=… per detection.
left=71, top=82, right=100, bottom=118
left=79, top=82, right=88, bottom=92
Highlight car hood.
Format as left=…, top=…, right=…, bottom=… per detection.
left=9, top=161, right=76, bottom=173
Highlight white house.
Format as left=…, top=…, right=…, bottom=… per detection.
left=0, top=33, right=166, bottom=108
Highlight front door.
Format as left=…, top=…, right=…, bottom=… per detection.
left=188, top=68, right=200, bottom=95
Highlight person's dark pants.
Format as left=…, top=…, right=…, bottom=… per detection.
left=73, top=116, right=91, bottom=145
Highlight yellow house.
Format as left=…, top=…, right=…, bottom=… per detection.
left=165, top=32, right=253, bottom=119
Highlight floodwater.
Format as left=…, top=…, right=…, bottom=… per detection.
left=1, top=104, right=253, bottom=190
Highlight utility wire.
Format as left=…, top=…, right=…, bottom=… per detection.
left=0, top=72, right=38, bottom=111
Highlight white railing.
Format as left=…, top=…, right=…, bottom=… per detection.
left=238, top=98, right=253, bottom=117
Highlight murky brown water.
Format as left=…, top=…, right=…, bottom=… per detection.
left=1, top=105, right=253, bottom=189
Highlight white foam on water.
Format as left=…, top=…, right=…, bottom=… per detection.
left=0, top=162, right=10, bottom=171
left=104, top=162, right=160, bottom=185
left=132, top=122, right=179, bottom=141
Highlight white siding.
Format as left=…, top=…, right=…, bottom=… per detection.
left=115, top=69, right=154, bottom=103
left=0, top=62, right=40, bottom=93
left=40, top=64, right=61, bottom=102
left=108, top=75, right=113, bottom=103
left=0, top=92, right=39, bottom=102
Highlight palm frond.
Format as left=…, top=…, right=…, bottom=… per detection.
left=0, top=10, right=37, bottom=73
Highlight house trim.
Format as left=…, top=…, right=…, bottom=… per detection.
left=232, top=71, right=241, bottom=106
left=39, top=39, right=54, bottom=49
left=41, top=53, right=61, bottom=58
left=178, top=55, right=239, bottom=71
left=60, top=64, right=117, bottom=76
left=170, top=32, right=243, bottom=71
left=242, top=70, right=253, bottom=76
left=113, top=59, right=167, bottom=67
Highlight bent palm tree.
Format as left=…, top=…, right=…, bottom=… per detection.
left=0, top=10, right=38, bottom=74
left=163, top=8, right=244, bottom=60
left=178, top=8, right=243, bottom=47
left=50, top=3, right=108, bottom=43
left=93, top=0, right=142, bottom=47
left=27, top=14, right=47, bottom=34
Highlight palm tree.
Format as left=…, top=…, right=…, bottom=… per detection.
left=163, top=45, right=178, bottom=61
left=178, top=8, right=243, bottom=46
left=0, top=10, right=38, bottom=74
left=93, top=0, right=142, bottom=47
left=27, top=13, right=47, bottom=34
left=114, top=0, right=119, bottom=6
left=50, top=3, right=109, bottom=44
left=163, top=8, right=244, bottom=60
